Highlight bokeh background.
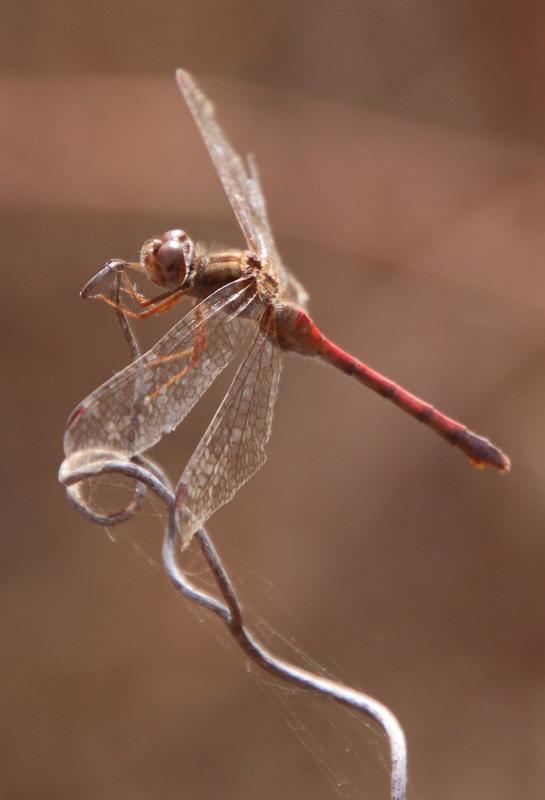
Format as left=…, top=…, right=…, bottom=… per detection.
left=2, top=2, right=544, bottom=798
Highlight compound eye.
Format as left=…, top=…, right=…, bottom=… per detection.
left=153, top=239, right=187, bottom=286
left=142, top=229, right=195, bottom=287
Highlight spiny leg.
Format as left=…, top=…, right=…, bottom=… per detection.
left=146, top=305, right=208, bottom=402
left=117, top=270, right=154, bottom=307
left=81, top=259, right=186, bottom=319
left=94, top=287, right=186, bottom=320
left=117, top=271, right=182, bottom=309
left=81, top=259, right=142, bottom=300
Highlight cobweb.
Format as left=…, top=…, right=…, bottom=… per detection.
left=76, top=472, right=398, bottom=800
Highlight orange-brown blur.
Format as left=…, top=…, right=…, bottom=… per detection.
left=2, top=3, right=544, bottom=799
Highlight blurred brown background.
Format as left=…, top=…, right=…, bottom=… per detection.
left=2, top=2, right=544, bottom=798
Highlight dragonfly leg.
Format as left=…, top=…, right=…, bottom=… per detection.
left=80, top=259, right=132, bottom=298
left=117, top=270, right=155, bottom=307
left=82, top=260, right=186, bottom=319
left=91, top=286, right=186, bottom=319
left=146, top=305, right=208, bottom=401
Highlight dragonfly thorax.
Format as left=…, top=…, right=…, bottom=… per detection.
left=141, top=229, right=195, bottom=288
left=245, top=253, right=279, bottom=302
left=190, top=248, right=249, bottom=300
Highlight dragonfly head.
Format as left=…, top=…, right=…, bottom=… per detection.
left=141, top=229, right=195, bottom=288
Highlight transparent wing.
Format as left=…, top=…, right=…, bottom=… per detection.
left=176, top=314, right=282, bottom=544
left=247, top=154, right=309, bottom=307
left=176, top=69, right=296, bottom=296
left=64, top=278, right=260, bottom=461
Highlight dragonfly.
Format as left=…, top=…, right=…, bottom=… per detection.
left=64, top=68, right=510, bottom=545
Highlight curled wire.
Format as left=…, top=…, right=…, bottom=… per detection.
left=59, top=454, right=407, bottom=800
left=59, top=267, right=408, bottom=800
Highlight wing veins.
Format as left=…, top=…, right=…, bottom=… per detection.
left=192, top=325, right=263, bottom=500
left=176, top=309, right=282, bottom=542
left=233, top=327, right=272, bottom=490
left=64, top=278, right=260, bottom=460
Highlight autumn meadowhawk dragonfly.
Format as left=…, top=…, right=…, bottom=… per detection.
left=63, top=69, right=510, bottom=545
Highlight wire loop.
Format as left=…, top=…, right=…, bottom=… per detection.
left=59, top=267, right=408, bottom=800
left=60, top=449, right=407, bottom=800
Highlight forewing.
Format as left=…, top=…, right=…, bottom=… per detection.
left=64, top=279, right=259, bottom=461
left=247, top=154, right=309, bottom=307
left=175, top=69, right=294, bottom=295
left=176, top=316, right=282, bottom=544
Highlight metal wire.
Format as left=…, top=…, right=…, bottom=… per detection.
left=59, top=265, right=408, bottom=800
